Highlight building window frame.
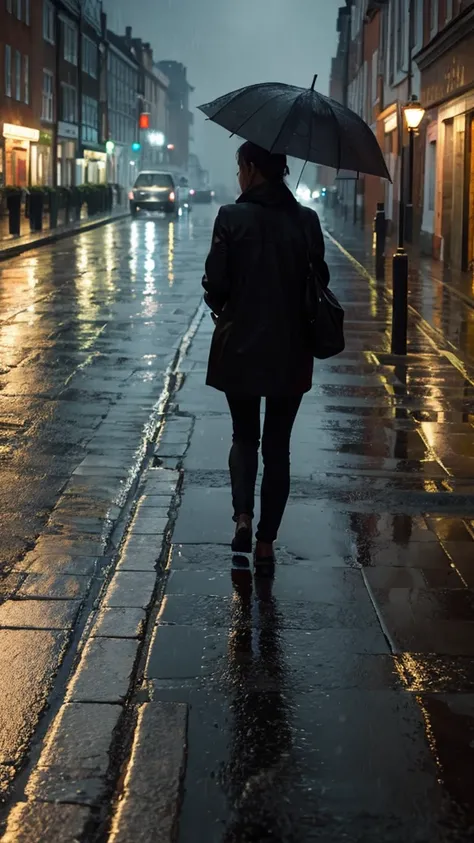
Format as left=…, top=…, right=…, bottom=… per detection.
left=63, top=19, right=78, bottom=66
left=15, top=0, right=21, bottom=20
left=5, top=45, right=12, bottom=98
left=430, top=0, right=439, bottom=38
left=25, top=0, right=30, bottom=25
left=83, top=35, right=98, bottom=79
left=24, top=54, right=29, bottom=104
left=61, top=82, right=78, bottom=124
left=15, top=49, right=21, bottom=101
left=43, top=1, right=55, bottom=44
left=6, top=0, right=13, bottom=13
left=42, top=69, right=54, bottom=123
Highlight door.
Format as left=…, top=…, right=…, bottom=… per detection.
left=13, top=147, right=28, bottom=187
left=466, top=115, right=474, bottom=271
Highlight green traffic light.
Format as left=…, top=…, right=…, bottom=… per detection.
left=132, top=142, right=141, bottom=152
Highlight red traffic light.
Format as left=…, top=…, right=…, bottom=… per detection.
left=139, top=113, right=150, bottom=130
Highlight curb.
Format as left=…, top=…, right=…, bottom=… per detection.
left=0, top=211, right=130, bottom=262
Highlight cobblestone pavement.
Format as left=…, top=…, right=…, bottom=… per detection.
left=1, top=206, right=474, bottom=842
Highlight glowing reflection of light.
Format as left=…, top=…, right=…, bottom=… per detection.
left=129, top=221, right=139, bottom=281
left=27, top=257, right=38, bottom=289
left=168, top=221, right=175, bottom=286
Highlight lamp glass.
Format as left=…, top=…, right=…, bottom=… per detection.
left=404, top=100, right=425, bottom=131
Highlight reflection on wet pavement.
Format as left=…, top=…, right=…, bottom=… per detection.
left=155, top=235, right=474, bottom=841
left=0, top=210, right=209, bottom=800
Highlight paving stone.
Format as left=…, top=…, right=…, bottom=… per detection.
left=67, top=638, right=138, bottom=703
left=146, top=626, right=206, bottom=680
left=92, top=608, right=146, bottom=638
left=2, top=802, right=90, bottom=843
left=104, top=571, right=157, bottom=608
left=25, top=702, right=122, bottom=803
left=17, top=574, right=91, bottom=600
left=108, top=702, right=187, bottom=843
left=18, top=555, right=99, bottom=577
left=25, top=769, right=106, bottom=805
left=0, top=630, right=67, bottom=763
left=129, top=514, right=169, bottom=536
left=0, top=599, right=80, bottom=630
left=135, top=494, right=174, bottom=509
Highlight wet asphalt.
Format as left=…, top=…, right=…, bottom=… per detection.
left=0, top=205, right=474, bottom=842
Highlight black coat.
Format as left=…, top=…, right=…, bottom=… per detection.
left=202, top=181, right=327, bottom=397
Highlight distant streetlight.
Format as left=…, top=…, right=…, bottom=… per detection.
left=149, top=131, right=165, bottom=147
left=167, top=143, right=175, bottom=150
left=105, top=140, right=115, bottom=155
left=391, top=94, right=426, bottom=355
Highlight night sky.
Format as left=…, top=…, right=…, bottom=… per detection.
left=104, top=0, right=338, bottom=187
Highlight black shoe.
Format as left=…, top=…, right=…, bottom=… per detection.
left=231, top=524, right=253, bottom=554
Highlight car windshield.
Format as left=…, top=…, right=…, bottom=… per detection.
left=134, top=173, right=174, bottom=189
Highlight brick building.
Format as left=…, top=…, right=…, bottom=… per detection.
left=416, top=0, right=474, bottom=267
left=0, top=0, right=46, bottom=187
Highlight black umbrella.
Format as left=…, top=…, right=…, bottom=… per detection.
left=198, top=76, right=391, bottom=180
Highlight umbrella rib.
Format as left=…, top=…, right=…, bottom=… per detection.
left=322, top=97, right=342, bottom=172
left=268, top=90, right=306, bottom=155
left=201, top=83, right=285, bottom=124
left=230, top=90, right=293, bottom=140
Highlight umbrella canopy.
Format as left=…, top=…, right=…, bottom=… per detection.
left=198, top=79, right=391, bottom=180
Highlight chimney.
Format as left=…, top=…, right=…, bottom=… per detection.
left=125, top=26, right=132, bottom=40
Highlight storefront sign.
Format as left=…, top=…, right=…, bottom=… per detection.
left=3, top=123, right=40, bottom=142
left=58, top=121, right=79, bottom=139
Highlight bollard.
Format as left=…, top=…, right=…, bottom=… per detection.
left=391, top=247, right=408, bottom=355
left=374, top=202, right=386, bottom=281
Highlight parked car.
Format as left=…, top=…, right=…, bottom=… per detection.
left=190, top=188, right=215, bottom=204
left=129, top=171, right=177, bottom=216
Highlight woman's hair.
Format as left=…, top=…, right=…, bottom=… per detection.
left=237, top=141, right=290, bottom=182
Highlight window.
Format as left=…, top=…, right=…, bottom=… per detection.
left=63, top=20, right=78, bottom=65
left=83, top=36, right=97, bottom=78
left=61, top=83, right=77, bottom=123
left=24, top=55, right=29, bottom=104
left=82, top=96, right=98, bottom=143
left=43, top=1, right=55, bottom=44
left=42, top=70, right=54, bottom=122
left=15, top=0, right=21, bottom=20
left=6, top=0, right=12, bottom=13
left=15, top=50, right=21, bottom=100
left=5, top=45, right=12, bottom=97
left=25, top=0, right=29, bottom=25
left=446, top=0, right=453, bottom=21
left=396, top=0, right=406, bottom=71
left=428, top=141, right=436, bottom=211
left=430, top=0, right=439, bottom=35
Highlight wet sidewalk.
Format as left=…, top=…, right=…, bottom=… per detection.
left=3, top=228, right=474, bottom=842
left=0, top=205, right=128, bottom=259
left=322, top=210, right=474, bottom=368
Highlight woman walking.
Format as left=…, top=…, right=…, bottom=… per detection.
left=202, top=141, right=328, bottom=567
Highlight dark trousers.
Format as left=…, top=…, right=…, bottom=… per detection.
left=226, top=395, right=303, bottom=543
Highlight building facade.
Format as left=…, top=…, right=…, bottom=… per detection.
left=416, top=0, right=474, bottom=268
left=0, top=0, right=44, bottom=188
left=157, top=60, right=193, bottom=174
left=105, top=29, right=139, bottom=189
left=118, top=29, right=169, bottom=172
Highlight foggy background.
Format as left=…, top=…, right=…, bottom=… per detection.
left=104, top=0, right=338, bottom=189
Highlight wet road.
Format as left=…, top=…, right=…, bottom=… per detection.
left=0, top=209, right=210, bottom=795
left=1, top=206, right=474, bottom=842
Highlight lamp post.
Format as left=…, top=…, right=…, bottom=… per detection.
left=391, top=95, right=425, bottom=355
left=404, top=96, right=425, bottom=243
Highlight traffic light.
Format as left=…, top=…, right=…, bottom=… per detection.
left=131, top=142, right=141, bottom=152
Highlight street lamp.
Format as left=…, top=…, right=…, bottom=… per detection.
left=404, top=95, right=425, bottom=244
left=391, top=94, right=425, bottom=355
